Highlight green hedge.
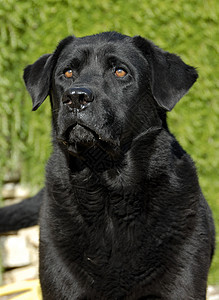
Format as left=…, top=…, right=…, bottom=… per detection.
left=0, top=0, right=218, bottom=284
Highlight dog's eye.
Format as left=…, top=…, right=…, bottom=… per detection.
left=64, top=69, right=73, bottom=78
left=114, top=68, right=127, bottom=78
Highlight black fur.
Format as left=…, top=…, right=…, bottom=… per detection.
left=0, top=188, right=43, bottom=232
left=0, top=32, right=215, bottom=299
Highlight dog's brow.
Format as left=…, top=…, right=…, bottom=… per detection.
left=76, top=48, right=88, bottom=57
left=96, top=44, right=116, bottom=56
left=68, top=47, right=91, bottom=61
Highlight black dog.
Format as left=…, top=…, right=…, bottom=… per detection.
left=0, top=32, right=215, bottom=299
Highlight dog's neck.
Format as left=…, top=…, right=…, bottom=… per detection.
left=66, top=140, right=132, bottom=174
left=68, top=147, right=121, bottom=173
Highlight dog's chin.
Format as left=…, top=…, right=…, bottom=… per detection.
left=68, top=124, right=97, bottom=145
left=59, top=124, right=120, bottom=157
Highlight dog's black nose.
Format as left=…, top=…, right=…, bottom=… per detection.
left=62, top=87, right=93, bottom=110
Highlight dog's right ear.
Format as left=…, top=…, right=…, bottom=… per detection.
left=133, top=36, right=198, bottom=111
left=23, top=54, right=53, bottom=111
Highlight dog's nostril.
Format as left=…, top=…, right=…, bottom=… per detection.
left=62, top=88, right=93, bottom=109
left=79, top=94, right=88, bottom=105
left=63, top=96, right=73, bottom=105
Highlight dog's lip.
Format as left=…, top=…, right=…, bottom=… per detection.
left=57, top=122, right=121, bottom=154
left=57, top=122, right=106, bottom=144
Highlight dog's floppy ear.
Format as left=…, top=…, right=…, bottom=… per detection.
left=23, top=54, right=53, bottom=111
left=133, top=36, right=198, bottom=111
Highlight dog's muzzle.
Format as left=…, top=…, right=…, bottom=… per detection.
left=62, top=87, right=94, bottom=111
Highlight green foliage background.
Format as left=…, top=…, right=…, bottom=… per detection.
left=0, top=0, right=218, bottom=285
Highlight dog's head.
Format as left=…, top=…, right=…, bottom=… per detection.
left=23, top=32, right=197, bottom=156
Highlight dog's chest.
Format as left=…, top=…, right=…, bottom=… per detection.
left=81, top=215, right=149, bottom=295
left=52, top=177, right=158, bottom=295
left=74, top=188, right=154, bottom=292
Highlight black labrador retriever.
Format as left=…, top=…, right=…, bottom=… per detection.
left=0, top=32, right=215, bottom=299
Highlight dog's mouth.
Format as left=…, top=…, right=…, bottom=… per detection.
left=57, top=122, right=120, bottom=157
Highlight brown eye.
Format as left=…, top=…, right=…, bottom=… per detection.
left=115, top=68, right=127, bottom=78
left=64, top=69, right=73, bottom=78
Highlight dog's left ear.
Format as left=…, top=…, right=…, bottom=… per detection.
left=133, top=36, right=198, bottom=111
left=23, top=54, right=53, bottom=111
